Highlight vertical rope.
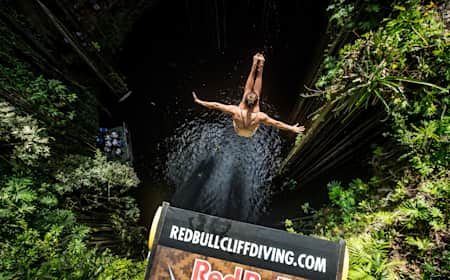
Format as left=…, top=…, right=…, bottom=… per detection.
left=213, top=0, right=221, bottom=52
left=185, top=0, right=193, bottom=33
left=221, top=0, right=227, bottom=49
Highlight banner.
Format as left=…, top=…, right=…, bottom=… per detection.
left=144, top=203, right=348, bottom=280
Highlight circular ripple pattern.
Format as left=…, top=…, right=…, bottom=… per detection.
left=165, top=91, right=284, bottom=222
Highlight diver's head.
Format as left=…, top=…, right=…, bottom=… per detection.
left=245, top=92, right=258, bottom=108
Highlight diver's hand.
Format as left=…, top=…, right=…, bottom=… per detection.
left=192, top=91, right=200, bottom=103
left=291, top=123, right=305, bottom=133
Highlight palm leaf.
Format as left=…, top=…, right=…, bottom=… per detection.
left=385, top=76, right=449, bottom=92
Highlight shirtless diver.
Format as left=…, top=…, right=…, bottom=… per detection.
left=192, top=53, right=305, bottom=137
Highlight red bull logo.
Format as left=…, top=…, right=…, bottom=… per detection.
left=191, top=259, right=262, bottom=280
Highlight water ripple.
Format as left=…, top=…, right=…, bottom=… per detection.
left=165, top=92, right=284, bottom=222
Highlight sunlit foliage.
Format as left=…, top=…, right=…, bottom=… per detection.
left=288, top=1, right=449, bottom=278
left=0, top=102, right=145, bottom=279
left=0, top=16, right=145, bottom=279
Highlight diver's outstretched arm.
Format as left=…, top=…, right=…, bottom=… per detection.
left=260, top=113, right=305, bottom=133
left=192, top=92, right=237, bottom=115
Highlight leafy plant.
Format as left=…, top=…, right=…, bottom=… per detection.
left=55, top=151, right=144, bottom=257
left=0, top=102, right=50, bottom=166
left=347, top=234, right=404, bottom=279
left=289, top=1, right=449, bottom=278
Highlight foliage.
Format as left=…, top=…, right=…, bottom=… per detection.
left=0, top=104, right=145, bottom=278
left=0, top=20, right=98, bottom=154
left=0, top=100, right=145, bottom=278
left=347, top=234, right=405, bottom=279
left=0, top=102, right=50, bottom=166
left=0, top=175, right=144, bottom=280
left=55, top=151, right=145, bottom=257
left=325, top=0, right=395, bottom=50
left=27, top=76, right=78, bottom=127
left=327, top=179, right=368, bottom=224
left=0, top=12, right=145, bottom=279
left=290, top=1, right=449, bottom=278
left=0, top=41, right=77, bottom=131
left=328, top=0, right=387, bottom=32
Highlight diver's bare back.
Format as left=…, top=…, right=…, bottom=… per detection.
left=231, top=108, right=267, bottom=137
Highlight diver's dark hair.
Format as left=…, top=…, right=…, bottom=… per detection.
left=246, top=92, right=258, bottom=108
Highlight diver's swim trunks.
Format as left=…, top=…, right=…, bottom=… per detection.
left=233, top=120, right=258, bottom=138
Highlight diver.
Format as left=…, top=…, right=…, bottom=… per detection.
left=192, top=53, right=305, bottom=137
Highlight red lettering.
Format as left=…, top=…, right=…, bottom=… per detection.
left=191, top=259, right=211, bottom=280
left=191, top=259, right=261, bottom=280
left=243, top=271, right=261, bottom=280
left=223, top=267, right=243, bottom=280
left=208, top=271, right=223, bottom=280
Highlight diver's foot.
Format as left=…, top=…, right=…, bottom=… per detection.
left=253, top=53, right=261, bottom=65
left=256, top=53, right=265, bottom=65
left=256, top=53, right=265, bottom=61
left=257, top=55, right=265, bottom=71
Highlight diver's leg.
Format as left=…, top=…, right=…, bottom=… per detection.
left=241, top=54, right=260, bottom=105
left=253, top=55, right=264, bottom=98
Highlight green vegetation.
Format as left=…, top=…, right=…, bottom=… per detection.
left=0, top=100, right=145, bottom=279
left=287, top=0, right=449, bottom=278
left=0, top=13, right=145, bottom=279
left=0, top=20, right=99, bottom=155
left=2, top=0, right=448, bottom=279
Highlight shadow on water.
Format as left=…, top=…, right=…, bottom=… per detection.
left=171, top=156, right=216, bottom=210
